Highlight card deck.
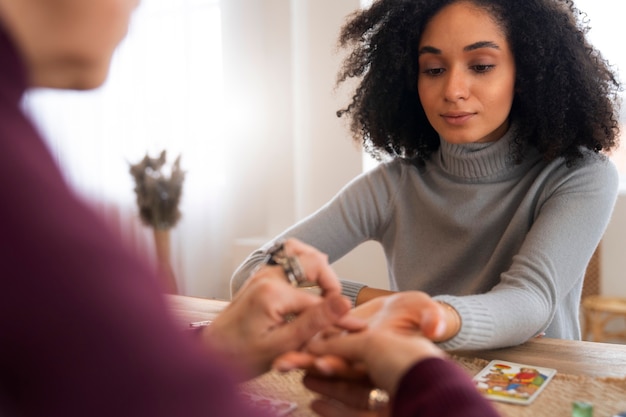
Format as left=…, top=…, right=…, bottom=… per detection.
left=472, top=360, right=557, bottom=405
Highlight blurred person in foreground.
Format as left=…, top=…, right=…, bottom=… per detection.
left=0, top=0, right=353, bottom=415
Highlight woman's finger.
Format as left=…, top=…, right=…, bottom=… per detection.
left=273, top=351, right=317, bottom=372
left=269, top=293, right=352, bottom=354
left=307, top=329, right=369, bottom=363
left=283, top=238, right=341, bottom=295
left=313, top=355, right=369, bottom=379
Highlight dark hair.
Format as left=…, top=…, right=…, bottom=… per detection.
left=336, top=0, right=621, bottom=165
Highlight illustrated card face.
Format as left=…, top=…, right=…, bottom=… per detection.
left=240, top=392, right=297, bottom=416
left=472, top=360, right=557, bottom=405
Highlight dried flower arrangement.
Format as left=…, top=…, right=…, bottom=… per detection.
left=129, top=150, right=185, bottom=293
left=129, top=150, right=185, bottom=230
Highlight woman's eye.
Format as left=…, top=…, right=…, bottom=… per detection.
left=471, top=64, right=495, bottom=73
left=423, top=68, right=445, bottom=76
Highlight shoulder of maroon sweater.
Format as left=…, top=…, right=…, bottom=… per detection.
left=392, top=357, right=500, bottom=417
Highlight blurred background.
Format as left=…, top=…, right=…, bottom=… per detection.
left=24, top=0, right=626, bottom=301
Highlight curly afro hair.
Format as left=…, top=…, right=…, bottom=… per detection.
left=336, top=0, right=621, bottom=166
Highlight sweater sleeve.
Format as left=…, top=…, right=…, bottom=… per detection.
left=230, top=162, right=402, bottom=303
left=393, top=358, right=500, bottom=417
left=435, top=153, right=619, bottom=350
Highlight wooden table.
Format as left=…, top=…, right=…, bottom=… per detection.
left=167, top=294, right=228, bottom=326
left=167, top=295, right=626, bottom=417
left=456, top=337, right=626, bottom=379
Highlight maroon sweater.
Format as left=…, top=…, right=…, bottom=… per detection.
left=0, top=21, right=499, bottom=417
left=0, top=23, right=259, bottom=417
left=394, top=358, right=500, bottom=417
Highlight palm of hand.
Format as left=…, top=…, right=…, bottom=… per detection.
left=351, top=291, right=445, bottom=339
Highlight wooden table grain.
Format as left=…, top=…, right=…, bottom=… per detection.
left=456, top=337, right=626, bottom=379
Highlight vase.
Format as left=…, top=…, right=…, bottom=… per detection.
left=152, top=228, right=178, bottom=294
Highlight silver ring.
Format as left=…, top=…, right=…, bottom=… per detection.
left=264, top=240, right=309, bottom=287
left=367, top=388, right=389, bottom=411
left=284, top=255, right=306, bottom=287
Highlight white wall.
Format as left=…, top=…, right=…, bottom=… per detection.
left=601, top=192, right=626, bottom=297
left=227, top=0, right=389, bottom=293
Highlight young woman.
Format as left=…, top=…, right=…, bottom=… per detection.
left=232, top=0, right=622, bottom=351
left=0, top=0, right=500, bottom=416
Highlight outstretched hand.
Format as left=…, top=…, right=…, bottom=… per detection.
left=343, top=291, right=450, bottom=340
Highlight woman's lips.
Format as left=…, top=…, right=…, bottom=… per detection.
left=441, top=112, right=475, bottom=125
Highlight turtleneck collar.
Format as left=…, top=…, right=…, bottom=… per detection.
left=435, top=121, right=523, bottom=180
left=0, top=21, right=29, bottom=106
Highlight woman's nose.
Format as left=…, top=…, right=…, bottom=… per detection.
left=444, top=68, right=470, bottom=102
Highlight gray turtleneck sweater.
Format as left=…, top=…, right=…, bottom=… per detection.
left=231, top=127, right=618, bottom=350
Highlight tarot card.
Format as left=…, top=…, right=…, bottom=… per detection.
left=240, top=392, right=297, bottom=416
left=472, top=360, right=557, bottom=405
